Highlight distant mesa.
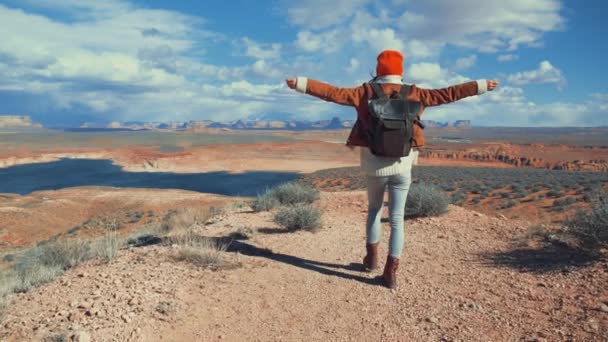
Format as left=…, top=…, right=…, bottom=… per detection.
left=422, top=120, right=472, bottom=128
left=78, top=116, right=356, bottom=131
left=74, top=117, right=471, bottom=131
left=0, top=115, right=42, bottom=128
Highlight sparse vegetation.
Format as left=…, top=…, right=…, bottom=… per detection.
left=302, top=165, right=608, bottom=216
left=566, top=194, right=608, bottom=249
left=229, top=226, right=253, bottom=240
left=274, top=205, right=322, bottom=232
left=252, top=182, right=320, bottom=212
left=161, top=207, right=211, bottom=232
left=251, top=193, right=281, bottom=212
left=405, top=184, right=449, bottom=218
left=43, top=334, right=68, bottom=342
left=173, top=237, right=229, bottom=269
left=500, top=199, right=518, bottom=209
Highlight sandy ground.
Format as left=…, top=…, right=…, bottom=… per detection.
left=1, top=191, right=607, bottom=341
left=0, top=188, right=232, bottom=250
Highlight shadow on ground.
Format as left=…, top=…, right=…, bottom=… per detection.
left=219, top=237, right=380, bottom=286
left=480, top=242, right=602, bottom=273
left=0, top=158, right=299, bottom=196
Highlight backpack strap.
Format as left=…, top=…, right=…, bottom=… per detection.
left=398, top=84, right=411, bottom=99
left=369, top=82, right=388, bottom=100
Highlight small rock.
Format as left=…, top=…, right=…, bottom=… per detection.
left=599, top=303, right=608, bottom=313
left=468, top=303, right=482, bottom=310
left=121, top=314, right=131, bottom=323
left=71, top=330, right=91, bottom=342
left=426, top=317, right=439, bottom=324
left=587, top=319, right=599, bottom=331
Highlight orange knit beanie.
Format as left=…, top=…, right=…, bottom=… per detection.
left=376, top=50, right=404, bottom=76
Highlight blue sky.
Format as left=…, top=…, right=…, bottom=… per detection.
left=0, top=0, right=606, bottom=127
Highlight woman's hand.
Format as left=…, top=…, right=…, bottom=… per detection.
left=487, top=80, right=499, bottom=91
left=285, top=78, right=297, bottom=90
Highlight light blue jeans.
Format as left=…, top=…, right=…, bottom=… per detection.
left=366, top=174, right=411, bottom=258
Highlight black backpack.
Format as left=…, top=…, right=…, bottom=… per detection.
left=365, top=82, right=422, bottom=157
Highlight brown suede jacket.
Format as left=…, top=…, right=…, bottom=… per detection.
left=298, top=78, right=483, bottom=148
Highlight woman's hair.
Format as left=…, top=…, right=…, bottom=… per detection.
left=369, top=71, right=378, bottom=83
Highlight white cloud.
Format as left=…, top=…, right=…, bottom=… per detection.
left=346, top=58, right=360, bottom=73
left=452, top=55, right=477, bottom=71
left=507, top=60, right=566, bottom=89
left=407, top=62, right=442, bottom=83
left=0, top=0, right=599, bottom=128
left=353, top=28, right=404, bottom=53
left=241, top=38, right=282, bottom=60
left=497, top=54, right=519, bottom=62
left=396, top=0, right=565, bottom=53
left=295, top=30, right=343, bottom=53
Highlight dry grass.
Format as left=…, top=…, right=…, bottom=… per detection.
left=173, top=237, right=229, bottom=269
left=229, top=226, right=254, bottom=240
left=567, top=195, right=608, bottom=249
left=161, top=207, right=212, bottom=232
left=93, top=225, right=124, bottom=262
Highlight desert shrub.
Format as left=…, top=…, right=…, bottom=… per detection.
left=252, top=183, right=319, bottom=212
left=126, top=223, right=164, bottom=247
left=405, top=184, right=449, bottom=218
left=94, top=227, right=123, bottom=262
left=229, top=227, right=253, bottom=240
left=531, top=185, right=544, bottom=193
left=499, top=192, right=511, bottom=199
left=18, top=239, right=93, bottom=271
left=472, top=197, right=482, bottom=204
left=174, top=238, right=228, bottom=268
left=5, top=237, right=117, bottom=295
left=547, top=189, right=565, bottom=198
left=269, top=182, right=320, bottom=205
left=13, top=264, right=64, bottom=293
left=250, top=193, right=281, bottom=212
left=450, top=191, right=466, bottom=205
left=553, top=197, right=577, bottom=207
left=442, top=183, right=457, bottom=192
left=161, top=207, right=210, bottom=232
left=500, top=199, right=518, bottom=209
left=274, top=205, right=322, bottom=232
left=566, top=195, right=608, bottom=248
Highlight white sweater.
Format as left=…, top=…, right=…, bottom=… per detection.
left=360, top=147, right=418, bottom=177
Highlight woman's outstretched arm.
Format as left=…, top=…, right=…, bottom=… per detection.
left=415, top=79, right=499, bottom=107
left=286, top=77, right=366, bottom=107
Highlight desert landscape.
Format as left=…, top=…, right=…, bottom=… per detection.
left=0, top=126, right=607, bottom=341
left=1, top=1, right=607, bottom=340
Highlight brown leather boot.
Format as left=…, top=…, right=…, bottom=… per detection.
left=362, top=243, right=379, bottom=271
left=382, top=256, right=400, bottom=289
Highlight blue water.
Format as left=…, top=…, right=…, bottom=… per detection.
left=0, top=159, right=299, bottom=196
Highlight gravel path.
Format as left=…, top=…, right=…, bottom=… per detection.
left=2, top=191, right=607, bottom=341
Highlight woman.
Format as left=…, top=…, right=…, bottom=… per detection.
left=286, top=50, right=498, bottom=289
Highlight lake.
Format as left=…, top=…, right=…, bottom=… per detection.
left=0, top=158, right=299, bottom=196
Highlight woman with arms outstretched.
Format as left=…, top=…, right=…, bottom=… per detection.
left=286, top=50, right=498, bottom=289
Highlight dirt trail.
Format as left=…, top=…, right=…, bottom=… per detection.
left=2, top=191, right=607, bottom=341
